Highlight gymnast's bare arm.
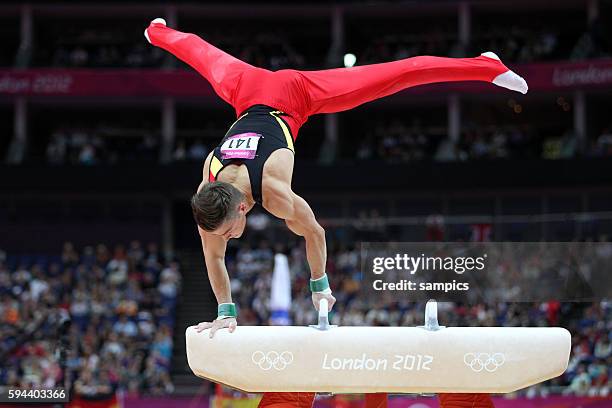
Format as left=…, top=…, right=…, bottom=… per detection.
left=262, top=154, right=336, bottom=311
left=193, top=226, right=237, bottom=337
left=193, top=153, right=237, bottom=337
left=198, top=227, right=231, bottom=305
left=195, top=152, right=229, bottom=297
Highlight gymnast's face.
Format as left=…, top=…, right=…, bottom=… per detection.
left=212, top=202, right=248, bottom=241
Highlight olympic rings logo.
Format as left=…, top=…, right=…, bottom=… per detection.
left=251, top=351, right=294, bottom=371
left=463, top=352, right=505, bottom=373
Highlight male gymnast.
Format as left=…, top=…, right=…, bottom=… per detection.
left=145, top=18, right=526, bottom=408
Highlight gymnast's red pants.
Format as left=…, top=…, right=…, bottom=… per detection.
left=147, top=22, right=499, bottom=408
left=254, top=392, right=494, bottom=407
left=146, top=21, right=511, bottom=140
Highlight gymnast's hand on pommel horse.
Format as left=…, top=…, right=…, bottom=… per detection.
left=192, top=223, right=336, bottom=339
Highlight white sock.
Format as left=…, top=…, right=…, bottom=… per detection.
left=144, top=18, right=167, bottom=44
left=481, top=52, right=529, bottom=94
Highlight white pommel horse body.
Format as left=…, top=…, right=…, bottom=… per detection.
left=186, top=300, right=571, bottom=394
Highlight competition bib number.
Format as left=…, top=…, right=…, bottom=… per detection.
left=220, top=132, right=262, bottom=160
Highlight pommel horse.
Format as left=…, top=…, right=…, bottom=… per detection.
left=186, top=300, right=570, bottom=395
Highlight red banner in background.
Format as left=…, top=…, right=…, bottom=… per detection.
left=0, top=59, right=611, bottom=98
left=68, top=394, right=120, bottom=408
left=0, top=69, right=212, bottom=97
left=523, top=59, right=612, bottom=91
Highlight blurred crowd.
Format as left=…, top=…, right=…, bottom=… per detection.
left=470, top=19, right=610, bottom=63
left=41, top=126, right=214, bottom=165
left=171, top=139, right=209, bottom=162
left=48, top=42, right=164, bottom=69
left=0, top=241, right=181, bottom=397
left=205, top=30, right=307, bottom=71
left=46, top=31, right=305, bottom=71
left=352, top=121, right=612, bottom=163
left=352, top=119, right=443, bottom=163
left=34, top=118, right=612, bottom=166
left=352, top=19, right=610, bottom=65
left=44, top=125, right=159, bottom=165
left=16, top=16, right=608, bottom=69
left=33, top=24, right=165, bottom=68
left=30, top=24, right=307, bottom=71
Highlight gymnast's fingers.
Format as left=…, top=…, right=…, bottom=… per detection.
left=209, top=322, right=220, bottom=338
left=328, top=295, right=336, bottom=311
left=195, top=321, right=213, bottom=333
left=228, top=319, right=237, bottom=333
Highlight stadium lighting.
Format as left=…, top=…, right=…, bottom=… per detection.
left=344, top=53, right=357, bottom=68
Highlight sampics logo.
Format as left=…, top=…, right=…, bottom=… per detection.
left=372, top=253, right=487, bottom=275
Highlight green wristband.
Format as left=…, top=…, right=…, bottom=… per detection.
left=217, top=303, right=237, bottom=318
left=309, top=274, right=330, bottom=292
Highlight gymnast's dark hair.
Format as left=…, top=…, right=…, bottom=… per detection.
left=191, top=181, right=244, bottom=232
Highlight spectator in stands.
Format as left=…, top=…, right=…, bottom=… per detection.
left=151, top=325, right=173, bottom=365
left=571, top=18, right=611, bottom=60
left=137, top=134, right=159, bottom=161
left=107, top=246, right=129, bottom=286
left=28, top=266, right=49, bottom=302
left=594, top=336, right=611, bottom=359
left=542, top=130, right=577, bottom=159
left=113, top=314, right=137, bottom=338
left=142, top=351, right=174, bottom=395
left=592, top=126, right=612, bottom=157
left=102, top=332, right=124, bottom=357
left=566, top=364, right=592, bottom=396
left=62, top=242, right=80, bottom=266
left=173, top=140, right=187, bottom=161
left=137, top=311, right=155, bottom=339
left=74, top=367, right=115, bottom=398
left=78, top=143, right=97, bottom=165
left=187, top=139, right=208, bottom=161
left=158, top=262, right=181, bottom=311
left=46, top=130, right=68, bottom=165
left=127, top=240, right=145, bottom=264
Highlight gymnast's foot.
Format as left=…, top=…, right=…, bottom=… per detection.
left=481, top=51, right=528, bottom=95
left=144, top=17, right=167, bottom=44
